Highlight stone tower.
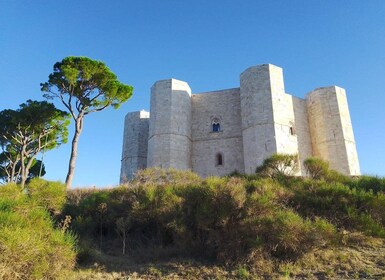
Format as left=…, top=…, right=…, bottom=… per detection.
left=306, top=86, right=360, bottom=175
left=147, top=79, right=192, bottom=170
left=240, top=64, right=299, bottom=174
left=120, top=110, right=149, bottom=183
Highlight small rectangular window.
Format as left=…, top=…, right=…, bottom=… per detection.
left=290, top=127, right=295, bottom=135
left=216, top=153, right=223, bottom=166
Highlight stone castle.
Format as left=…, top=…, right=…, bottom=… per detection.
left=120, top=64, right=360, bottom=182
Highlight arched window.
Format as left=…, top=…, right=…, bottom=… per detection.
left=212, top=118, right=220, bottom=132
left=216, top=153, right=223, bottom=166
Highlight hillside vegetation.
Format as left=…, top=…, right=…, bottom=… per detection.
left=1, top=156, right=385, bottom=279
left=64, top=157, right=385, bottom=279
left=0, top=179, right=76, bottom=279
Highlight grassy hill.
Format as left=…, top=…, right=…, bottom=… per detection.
left=1, top=157, right=385, bottom=279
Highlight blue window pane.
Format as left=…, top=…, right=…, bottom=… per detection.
left=213, top=123, right=220, bottom=132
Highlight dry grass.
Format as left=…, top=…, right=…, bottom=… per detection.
left=64, top=235, right=385, bottom=280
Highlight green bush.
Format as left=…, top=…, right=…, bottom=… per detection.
left=303, top=157, right=350, bottom=183
left=258, top=210, right=336, bottom=258
left=63, top=170, right=339, bottom=263
left=304, top=157, right=330, bottom=179
left=27, top=178, right=67, bottom=213
left=256, top=154, right=299, bottom=180
left=61, top=166, right=385, bottom=266
left=288, top=180, right=385, bottom=237
left=131, top=167, right=202, bottom=187
left=0, top=182, right=76, bottom=279
left=347, top=175, right=385, bottom=194
left=0, top=183, right=25, bottom=202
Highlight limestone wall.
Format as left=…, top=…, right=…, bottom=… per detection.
left=147, top=79, right=192, bottom=170
left=335, top=88, right=360, bottom=175
left=272, top=92, right=299, bottom=170
left=292, top=96, right=313, bottom=174
left=191, top=88, right=244, bottom=176
left=306, top=86, right=360, bottom=175
left=120, top=111, right=149, bottom=183
left=240, top=64, right=280, bottom=174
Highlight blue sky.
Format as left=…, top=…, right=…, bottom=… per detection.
left=1, top=1, right=384, bottom=187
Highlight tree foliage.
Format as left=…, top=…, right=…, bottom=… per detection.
left=303, top=157, right=350, bottom=183
left=255, top=153, right=299, bottom=179
left=0, top=155, right=46, bottom=184
left=303, top=157, right=330, bottom=179
left=0, top=100, right=69, bottom=187
left=26, top=178, right=67, bottom=214
left=41, top=56, right=133, bottom=188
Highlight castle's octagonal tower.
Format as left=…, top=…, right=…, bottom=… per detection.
left=240, top=64, right=299, bottom=174
left=147, top=79, right=192, bottom=170
left=306, top=86, right=360, bottom=175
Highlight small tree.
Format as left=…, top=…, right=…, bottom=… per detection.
left=0, top=148, right=20, bottom=184
left=97, top=202, right=108, bottom=250
left=303, top=157, right=330, bottom=180
left=116, top=217, right=131, bottom=255
left=41, top=56, right=133, bottom=188
left=0, top=155, right=46, bottom=184
left=256, top=154, right=299, bottom=179
left=0, top=100, right=69, bottom=187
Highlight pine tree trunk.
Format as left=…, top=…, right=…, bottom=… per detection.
left=10, top=161, right=16, bottom=183
left=65, top=117, right=83, bottom=189
left=20, top=147, right=27, bottom=188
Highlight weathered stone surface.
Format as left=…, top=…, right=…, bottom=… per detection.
left=120, top=111, right=149, bottom=183
left=191, top=88, right=244, bottom=176
left=307, top=86, right=360, bottom=175
left=120, top=64, right=360, bottom=180
left=292, top=96, right=313, bottom=174
left=240, top=65, right=277, bottom=174
left=147, top=79, right=192, bottom=170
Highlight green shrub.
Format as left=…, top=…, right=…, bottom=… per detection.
left=258, top=210, right=336, bottom=259
left=0, top=183, right=76, bottom=279
left=256, top=154, right=299, bottom=180
left=61, top=168, right=385, bottom=266
left=326, top=169, right=350, bottom=184
left=346, top=210, right=385, bottom=238
left=347, top=175, right=385, bottom=194
left=131, top=167, right=202, bottom=187
left=304, top=157, right=330, bottom=179
left=288, top=180, right=385, bottom=236
left=303, top=157, right=350, bottom=183
left=0, top=183, right=24, bottom=201
left=27, top=178, right=67, bottom=213
left=172, top=177, right=249, bottom=260
left=236, top=266, right=250, bottom=279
